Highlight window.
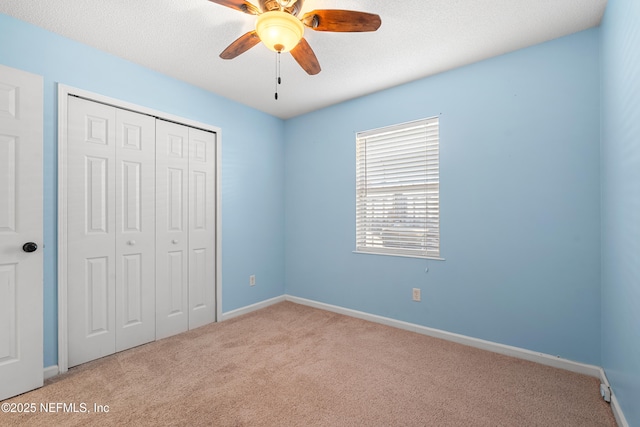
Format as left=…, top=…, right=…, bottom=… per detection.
left=355, top=117, right=440, bottom=259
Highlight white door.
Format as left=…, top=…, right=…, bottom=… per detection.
left=155, top=120, right=189, bottom=339
left=156, top=122, right=216, bottom=337
left=0, top=64, right=43, bottom=401
left=114, top=109, right=156, bottom=352
left=67, top=97, right=117, bottom=367
left=67, top=97, right=156, bottom=366
left=188, top=127, right=216, bottom=329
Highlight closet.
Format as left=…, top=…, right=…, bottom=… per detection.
left=66, top=96, right=216, bottom=367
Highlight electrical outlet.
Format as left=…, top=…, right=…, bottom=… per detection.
left=249, top=275, right=256, bottom=286
left=412, top=288, right=421, bottom=302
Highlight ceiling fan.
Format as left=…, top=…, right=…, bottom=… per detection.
left=209, top=0, right=381, bottom=75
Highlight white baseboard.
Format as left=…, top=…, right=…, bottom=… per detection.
left=609, top=393, right=630, bottom=427
left=220, top=295, right=286, bottom=321
left=599, top=368, right=630, bottom=427
left=285, top=295, right=603, bottom=378
left=43, top=365, right=59, bottom=380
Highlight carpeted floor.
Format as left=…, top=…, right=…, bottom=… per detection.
left=2, top=302, right=616, bottom=426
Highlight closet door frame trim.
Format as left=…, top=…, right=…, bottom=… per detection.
left=57, top=84, right=222, bottom=374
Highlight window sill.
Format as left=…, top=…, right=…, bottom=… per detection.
left=353, top=250, right=445, bottom=261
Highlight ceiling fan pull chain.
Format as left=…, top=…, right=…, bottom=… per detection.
left=275, top=51, right=282, bottom=100
left=278, top=51, right=282, bottom=85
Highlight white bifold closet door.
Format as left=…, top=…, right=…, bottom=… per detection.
left=67, top=97, right=156, bottom=367
left=156, top=120, right=216, bottom=339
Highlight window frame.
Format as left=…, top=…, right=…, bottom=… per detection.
left=354, top=117, right=443, bottom=260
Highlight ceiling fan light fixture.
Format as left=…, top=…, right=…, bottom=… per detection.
left=256, top=11, right=304, bottom=53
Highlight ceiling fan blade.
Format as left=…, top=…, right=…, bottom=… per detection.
left=208, top=0, right=260, bottom=15
left=220, top=31, right=261, bottom=59
left=290, top=38, right=321, bottom=75
left=302, top=10, right=381, bottom=32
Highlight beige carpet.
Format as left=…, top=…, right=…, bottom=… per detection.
left=2, top=302, right=616, bottom=426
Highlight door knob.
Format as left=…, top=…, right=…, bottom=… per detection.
left=172, top=239, right=179, bottom=244
left=127, top=240, right=136, bottom=245
left=23, top=242, right=38, bottom=253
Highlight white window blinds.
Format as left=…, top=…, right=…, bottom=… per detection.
left=356, top=117, right=440, bottom=258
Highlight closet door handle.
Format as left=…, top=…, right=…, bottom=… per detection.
left=23, top=242, right=38, bottom=253
left=127, top=240, right=136, bottom=246
left=172, top=239, right=179, bottom=244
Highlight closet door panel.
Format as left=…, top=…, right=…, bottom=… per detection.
left=156, top=120, right=189, bottom=339
left=188, top=128, right=216, bottom=329
left=115, top=109, right=156, bottom=352
left=67, top=97, right=117, bottom=367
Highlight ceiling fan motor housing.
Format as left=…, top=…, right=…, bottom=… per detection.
left=260, top=0, right=304, bottom=16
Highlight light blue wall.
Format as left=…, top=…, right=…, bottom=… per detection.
left=284, top=29, right=602, bottom=365
left=0, top=13, right=286, bottom=367
left=600, top=0, right=640, bottom=424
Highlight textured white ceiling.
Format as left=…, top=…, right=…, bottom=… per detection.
left=0, top=0, right=607, bottom=119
